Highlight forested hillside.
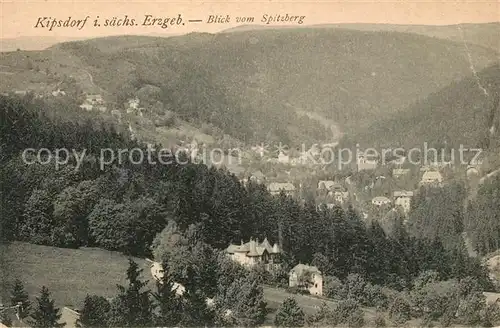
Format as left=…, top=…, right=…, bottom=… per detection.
left=345, top=64, right=500, bottom=149
left=0, top=95, right=491, bottom=289
left=1, top=27, right=498, bottom=146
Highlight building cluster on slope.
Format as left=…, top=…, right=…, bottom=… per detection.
left=225, top=238, right=324, bottom=296
left=79, top=94, right=107, bottom=112
left=226, top=237, right=282, bottom=271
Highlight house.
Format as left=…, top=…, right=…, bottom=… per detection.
left=85, top=94, right=103, bottom=105
left=51, top=89, right=66, bottom=97
left=372, top=196, right=391, bottom=207
left=393, top=191, right=414, bottom=214
left=420, top=170, right=443, bottom=186
left=317, top=180, right=336, bottom=192
left=150, top=261, right=217, bottom=308
left=318, top=180, right=345, bottom=194
left=0, top=303, right=25, bottom=328
left=60, top=307, right=81, bottom=327
left=97, top=105, right=107, bottom=113
left=0, top=304, right=77, bottom=328
left=79, top=103, right=93, bottom=111
left=393, top=168, right=411, bottom=178
left=277, top=151, right=289, bottom=164
left=127, top=97, right=140, bottom=110
left=268, top=182, right=296, bottom=196
left=249, top=170, right=266, bottom=183
left=428, top=161, right=452, bottom=170
left=357, top=152, right=378, bottom=171
left=150, top=261, right=186, bottom=296
left=334, top=191, right=349, bottom=204
left=226, top=237, right=281, bottom=270
left=289, top=264, right=323, bottom=296
left=389, top=156, right=407, bottom=166
left=466, top=165, right=480, bottom=177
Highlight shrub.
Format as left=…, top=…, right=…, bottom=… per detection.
left=347, top=307, right=365, bottom=328
left=455, top=292, right=486, bottom=326
left=374, top=312, right=386, bottom=327
left=363, top=283, right=388, bottom=308
left=285, top=286, right=310, bottom=295
left=482, top=303, right=500, bottom=327
left=388, top=294, right=411, bottom=325
left=410, top=279, right=458, bottom=321
left=269, top=267, right=289, bottom=288
left=324, top=275, right=343, bottom=299
left=344, top=273, right=367, bottom=303
left=307, top=302, right=334, bottom=327
left=331, top=299, right=363, bottom=326
left=274, top=297, right=305, bottom=327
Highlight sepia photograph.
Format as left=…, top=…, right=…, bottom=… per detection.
left=0, top=0, right=499, bottom=327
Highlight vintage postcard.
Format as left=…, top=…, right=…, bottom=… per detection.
left=0, top=0, right=499, bottom=327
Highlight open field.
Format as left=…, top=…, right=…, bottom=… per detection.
left=0, top=242, right=153, bottom=309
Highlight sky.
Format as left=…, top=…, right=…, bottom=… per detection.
left=0, top=0, right=498, bottom=39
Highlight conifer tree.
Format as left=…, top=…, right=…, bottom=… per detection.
left=180, top=266, right=215, bottom=327
left=0, top=311, right=12, bottom=327
left=10, top=279, right=31, bottom=319
left=108, top=259, right=152, bottom=327
left=76, top=295, right=110, bottom=327
left=28, top=286, right=64, bottom=328
left=222, top=277, right=267, bottom=327
left=274, top=297, right=305, bottom=327
left=151, top=259, right=181, bottom=327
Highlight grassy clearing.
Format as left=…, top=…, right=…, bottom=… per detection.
left=0, top=242, right=152, bottom=309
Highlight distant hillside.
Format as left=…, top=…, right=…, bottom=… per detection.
left=223, top=22, right=500, bottom=53
left=347, top=64, right=500, bottom=149
left=0, top=36, right=87, bottom=52
left=315, top=23, right=500, bottom=53
left=1, top=28, right=498, bottom=146
left=0, top=33, right=179, bottom=52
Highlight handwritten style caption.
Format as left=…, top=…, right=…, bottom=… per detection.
left=34, top=14, right=306, bottom=31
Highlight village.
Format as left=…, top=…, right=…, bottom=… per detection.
left=1, top=13, right=500, bottom=325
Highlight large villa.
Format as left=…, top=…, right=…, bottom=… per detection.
left=226, top=237, right=281, bottom=270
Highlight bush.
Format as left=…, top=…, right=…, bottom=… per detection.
left=274, top=297, right=305, bottom=327
left=324, top=275, right=343, bottom=299
left=285, top=286, right=310, bottom=295
left=363, top=283, right=388, bottom=308
left=347, top=307, right=365, bottom=328
left=388, top=294, right=411, bottom=325
left=482, top=303, right=500, bottom=327
left=248, top=264, right=271, bottom=284
left=344, top=273, right=367, bottom=303
left=269, top=267, right=289, bottom=288
left=331, top=299, right=364, bottom=327
left=455, top=292, right=486, bottom=326
left=410, top=279, right=458, bottom=321
left=307, top=302, right=334, bottom=327
left=374, top=312, right=386, bottom=327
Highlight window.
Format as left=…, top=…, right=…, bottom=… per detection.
left=315, top=283, right=318, bottom=288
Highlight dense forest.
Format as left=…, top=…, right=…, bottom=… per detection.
left=0, top=95, right=494, bottom=292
